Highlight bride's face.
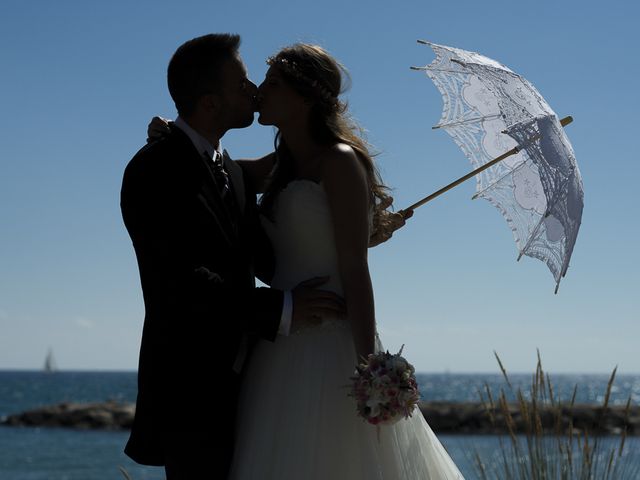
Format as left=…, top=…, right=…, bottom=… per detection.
left=257, top=67, right=309, bottom=127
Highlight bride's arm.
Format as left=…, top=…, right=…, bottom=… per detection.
left=147, top=117, right=276, bottom=193
left=321, top=145, right=376, bottom=362
left=236, top=153, right=275, bottom=193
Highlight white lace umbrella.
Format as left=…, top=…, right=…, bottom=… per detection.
left=406, top=41, right=584, bottom=293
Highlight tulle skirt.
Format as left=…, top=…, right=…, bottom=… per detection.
left=229, top=321, right=464, bottom=479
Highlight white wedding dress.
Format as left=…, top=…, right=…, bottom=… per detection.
left=229, top=180, right=464, bottom=479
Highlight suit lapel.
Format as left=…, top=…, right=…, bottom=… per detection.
left=222, top=149, right=246, bottom=215
left=196, top=152, right=240, bottom=243
left=169, top=126, right=239, bottom=247
left=196, top=187, right=235, bottom=247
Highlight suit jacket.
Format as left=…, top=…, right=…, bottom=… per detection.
left=120, top=125, right=283, bottom=466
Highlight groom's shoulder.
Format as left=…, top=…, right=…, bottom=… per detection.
left=125, top=131, right=190, bottom=176
left=129, top=134, right=179, bottom=164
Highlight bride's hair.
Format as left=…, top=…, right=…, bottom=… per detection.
left=259, top=43, right=393, bottom=237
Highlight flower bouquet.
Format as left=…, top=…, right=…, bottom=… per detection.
left=349, top=345, right=421, bottom=426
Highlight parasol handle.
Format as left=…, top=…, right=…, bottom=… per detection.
left=398, top=115, right=573, bottom=216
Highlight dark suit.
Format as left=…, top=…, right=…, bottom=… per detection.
left=121, top=125, right=283, bottom=477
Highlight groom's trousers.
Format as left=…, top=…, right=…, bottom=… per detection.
left=164, top=371, right=242, bottom=479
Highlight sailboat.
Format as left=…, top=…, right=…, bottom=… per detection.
left=43, top=349, right=58, bottom=372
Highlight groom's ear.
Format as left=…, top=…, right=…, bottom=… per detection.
left=201, top=93, right=222, bottom=113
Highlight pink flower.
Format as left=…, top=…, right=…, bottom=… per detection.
left=348, top=346, right=420, bottom=426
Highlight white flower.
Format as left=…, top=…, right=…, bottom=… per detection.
left=366, top=397, right=383, bottom=418
left=392, top=357, right=408, bottom=370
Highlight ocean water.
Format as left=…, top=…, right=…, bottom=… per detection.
left=1, top=371, right=639, bottom=479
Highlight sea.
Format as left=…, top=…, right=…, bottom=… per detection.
left=1, top=371, right=639, bottom=479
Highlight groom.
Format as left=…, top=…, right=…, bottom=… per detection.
left=121, top=34, right=344, bottom=479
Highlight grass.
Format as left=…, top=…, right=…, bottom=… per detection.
left=472, top=350, right=637, bottom=479
left=118, top=465, right=133, bottom=479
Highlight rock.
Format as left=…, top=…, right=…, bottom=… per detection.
left=2, top=400, right=638, bottom=435
left=1, top=401, right=134, bottom=430
left=418, top=402, right=639, bottom=435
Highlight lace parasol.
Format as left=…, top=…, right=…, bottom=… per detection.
left=407, top=41, right=584, bottom=293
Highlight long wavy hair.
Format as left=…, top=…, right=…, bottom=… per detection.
left=259, top=44, right=392, bottom=236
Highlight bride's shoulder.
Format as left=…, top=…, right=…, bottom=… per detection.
left=322, top=142, right=356, bottom=160
left=319, top=143, right=367, bottom=184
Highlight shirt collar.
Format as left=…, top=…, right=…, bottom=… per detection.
left=173, top=116, right=221, bottom=159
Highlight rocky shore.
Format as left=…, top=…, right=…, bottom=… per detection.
left=1, top=401, right=134, bottom=430
left=2, top=401, right=638, bottom=435
left=420, top=401, right=639, bottom=435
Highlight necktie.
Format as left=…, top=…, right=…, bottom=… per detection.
left=208, top=150, right=230, bottom=198
left=204, top=151, right=236, bottom=220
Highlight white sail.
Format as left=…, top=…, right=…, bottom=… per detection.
left=44, top=349, right=57, bottom=372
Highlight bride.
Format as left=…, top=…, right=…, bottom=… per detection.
left=227, top=44, right=464, bottom=479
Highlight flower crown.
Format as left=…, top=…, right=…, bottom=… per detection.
left=266, top=55, right=338, bottom=105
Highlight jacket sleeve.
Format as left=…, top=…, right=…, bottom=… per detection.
left=121, top=150, right=283, bottom=347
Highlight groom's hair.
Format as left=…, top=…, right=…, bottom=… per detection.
left=168, top=33, right=241, bottom=117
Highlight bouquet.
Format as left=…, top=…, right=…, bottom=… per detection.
left=349, top=345, right=421, bottom=426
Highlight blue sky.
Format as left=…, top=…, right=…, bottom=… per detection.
left=0, top=0, right=638, bottom=373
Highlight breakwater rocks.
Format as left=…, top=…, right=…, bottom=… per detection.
left=1, top=401, right=134, bottom=430
left=2, top=401, right=638, bottom=435
left=420, top=402, right=639, bottom=435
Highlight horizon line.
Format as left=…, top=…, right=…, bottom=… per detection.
left=1, top=368, right=638, bottom=376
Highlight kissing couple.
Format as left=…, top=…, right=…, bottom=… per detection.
left=121, top=33, right=464, bottom=479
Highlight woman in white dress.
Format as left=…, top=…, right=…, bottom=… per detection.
left=228, top=44, right=464, bottom=480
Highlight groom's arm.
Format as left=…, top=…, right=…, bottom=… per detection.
left=121, top=146, right=284, bottom=344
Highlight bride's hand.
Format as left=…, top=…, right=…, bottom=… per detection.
left=146, top=116, right=171, bottom=143
left=368, top=197, right=413, bottom=248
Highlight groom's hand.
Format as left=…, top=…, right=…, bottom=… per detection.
left=291, top=276, right=346, bottom=332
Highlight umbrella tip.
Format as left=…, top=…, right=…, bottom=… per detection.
left=560, top=116, right=574, bottom=127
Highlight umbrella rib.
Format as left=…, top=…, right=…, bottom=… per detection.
left=471, top=159, right=528, bottom=200
left=423, top=67, right=468, bottom=74
left=516, top=211, right=547, bottom=262
left=433, top=114, right=503, bottom=130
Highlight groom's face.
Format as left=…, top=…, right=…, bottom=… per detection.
left=217, top=54, right=258, bottom=130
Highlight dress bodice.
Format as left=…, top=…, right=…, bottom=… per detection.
left=261, top=180, right=343, bottom=295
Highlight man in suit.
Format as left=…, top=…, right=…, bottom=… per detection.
left=121, top=34, right=344, bottom=479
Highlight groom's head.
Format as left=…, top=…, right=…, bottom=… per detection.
left=168, top=34, right=257, bottom=135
